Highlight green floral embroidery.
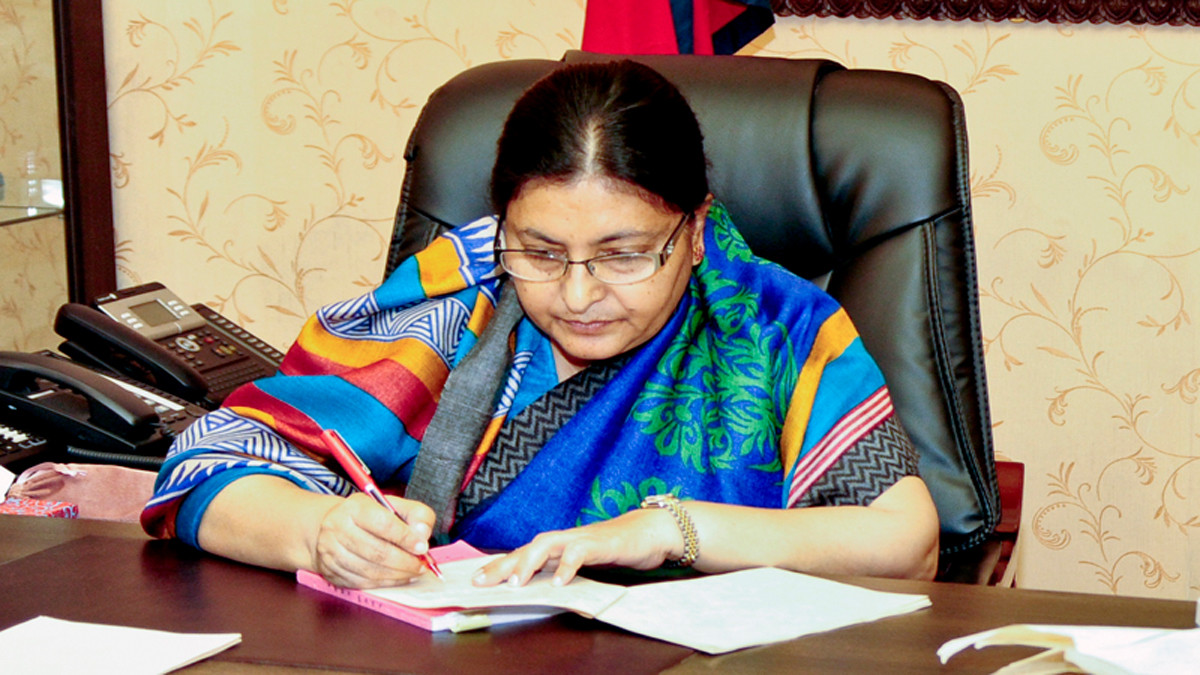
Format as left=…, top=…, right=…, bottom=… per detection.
left=630, top=205, right=797, bottom=475
left=710, top=203, right=760, bottom=265
left=579, top=477, right=679, bottom=524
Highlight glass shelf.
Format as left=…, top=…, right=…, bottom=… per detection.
left=0, top=179, right=65, bottom=227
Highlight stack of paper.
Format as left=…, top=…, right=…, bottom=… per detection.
left=298, top=541, right=622, bottom=632
left=301, top=541, right=932, bottom=653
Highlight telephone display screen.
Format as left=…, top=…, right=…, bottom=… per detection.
left=129, top=300, right=177, bottom=327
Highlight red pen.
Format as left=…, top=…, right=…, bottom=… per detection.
left=320, top=428, right=444, bottom=580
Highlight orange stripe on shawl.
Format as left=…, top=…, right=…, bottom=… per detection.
left=466, top=292, right=496, bottom=337
left=779, top=308, right=858, bottom=472
left=459, top=416, right=507, bottom=492
left=417, top=237, right=469, bottom=297
left=289, top=318, right=432, bottom=372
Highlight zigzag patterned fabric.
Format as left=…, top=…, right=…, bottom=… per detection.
left=142, top=203, right=913, bottom=551
left=456, top=355, right=630, bottom=519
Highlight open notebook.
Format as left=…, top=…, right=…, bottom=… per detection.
left=298, top=541, right=932, bottom=654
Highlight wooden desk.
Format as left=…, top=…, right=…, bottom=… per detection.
left=1, top=515, right=1195, bottom=674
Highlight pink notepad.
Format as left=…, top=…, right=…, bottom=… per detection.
left=296, top=541, right=561, bottom=632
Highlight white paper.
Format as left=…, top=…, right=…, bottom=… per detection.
left=0, top=615, right=241, bottom=675
left=938, top=624, right=1200, bottom=675
left=365, top=554, right=627, bottom=618
left=0, top=464, right=15, bottom=496
left=594, top=567, right=931, bottom=654
left=367, top=562, right=929, bottom=653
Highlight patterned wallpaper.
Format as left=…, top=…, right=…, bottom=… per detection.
left=0, top=0, right=66, bottom=352
left=103, top=0, right=583, bottom=348
left=96, top=3, right=1200, bottom=599
left=745, top=17, right=1200, bottom=600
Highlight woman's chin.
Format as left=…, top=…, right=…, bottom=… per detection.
left=552, top=337, right=627, bottom=368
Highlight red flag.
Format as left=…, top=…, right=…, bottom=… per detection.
left=583, top=0, right=774, bottom=55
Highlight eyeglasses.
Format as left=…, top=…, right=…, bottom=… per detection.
left=494, top=211, right=694, bottom=285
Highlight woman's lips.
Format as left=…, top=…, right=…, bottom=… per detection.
left=561, top=319, right=613, bottom=335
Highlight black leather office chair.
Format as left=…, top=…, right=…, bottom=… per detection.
left=388, top=52, right=1003, bottom=583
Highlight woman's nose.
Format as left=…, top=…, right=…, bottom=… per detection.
left=561, top=263, right=605, bottom=312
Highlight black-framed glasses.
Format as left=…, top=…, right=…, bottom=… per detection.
left=494, top=211, right=694, bottom=285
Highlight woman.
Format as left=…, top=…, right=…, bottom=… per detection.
left=142, top=60, right=939, bottom=589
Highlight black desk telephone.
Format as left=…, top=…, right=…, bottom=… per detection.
left=0, top=283, right=285, bottom=470
left=0, top=351, right=208, bottom=469
left=55, top=282, right=284, bottom=409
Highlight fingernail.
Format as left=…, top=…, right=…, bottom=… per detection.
left=552, top=576, right=565, bottom=587
left=508, top=574, right=520, bottom=587
left=413, top=522, right=431, bottom=536
left=472, top=572, right=486, bottom=586
left=414, top=541, right=428, bottom=555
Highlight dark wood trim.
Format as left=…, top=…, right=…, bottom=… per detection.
left=54, top=0, right=116, bottom=303
left=771, top=1, right=1200, bottom=26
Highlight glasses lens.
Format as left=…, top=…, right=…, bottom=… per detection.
left=499, top=252, right=565, bottom=281
left=590, top=254, right=657, bottom=284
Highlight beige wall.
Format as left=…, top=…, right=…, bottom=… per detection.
left=102, top=0, right=584, bottom=346
left=745, top=19, right=1200, bottom=600
left=100, top=3, right=1200, bottom=599
left=0, top=0, right=59, bottom=183
left=0, top=0, right=67, bottom=352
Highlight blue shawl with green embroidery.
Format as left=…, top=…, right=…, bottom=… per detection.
left=143, top=203, right=896, bottom=551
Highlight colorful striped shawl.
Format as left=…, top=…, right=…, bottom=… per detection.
left=142, top=203, right=894, bottom=550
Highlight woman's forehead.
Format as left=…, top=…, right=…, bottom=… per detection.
left=506, top=180, right=679, bottom=243
left=511, top=175, right=672, bottom=213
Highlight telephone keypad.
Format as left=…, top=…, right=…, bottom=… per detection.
left=152, top=318, right=280, bottom=403
left=1, top=423, right=49, bottom=468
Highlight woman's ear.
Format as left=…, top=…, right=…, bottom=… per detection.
left=690, top=194, right=713, bottom=265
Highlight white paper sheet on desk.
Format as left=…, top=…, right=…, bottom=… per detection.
left=0, top=615, right=241, bottom=675
left=594, top=567, right=931, bottom=654
left=938, top=624, right=1200, bottom=675
left=367, top=554, right=627, bottom=618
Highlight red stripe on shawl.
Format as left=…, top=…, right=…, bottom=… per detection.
left=786, top=387, right=893, bottom=507
left=223, top=384, right=329, bottom=457
left=442, top=415, right=507, bottom=533
left=278, top=342, right=353, bottom=378
left=140, top=502, right=180, bottom=539
left=340, top=358, right=443, bottom=441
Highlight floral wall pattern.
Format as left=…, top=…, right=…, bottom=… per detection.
left=0, top=0, right=57, bottom=183
left=100, top=2, right=1200, bottom=599
left=103, top=0, right=583, bottom=348
left=0, top=0, right=65, bottom=352
left=745, top=17, right=1200, bottom=599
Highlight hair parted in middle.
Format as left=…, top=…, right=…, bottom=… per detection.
left=490, top=59, right=710, bottom=219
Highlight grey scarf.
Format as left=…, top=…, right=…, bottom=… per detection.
left=405, top=282, right=525, bottom=538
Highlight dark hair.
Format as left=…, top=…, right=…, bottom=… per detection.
left=490, top=60, right=709, bottom=217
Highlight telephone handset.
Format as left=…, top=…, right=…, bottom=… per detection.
left=0, top=351, right=208, bottom=469
left=55, top=282, right=284, bottom=409
left=56, top=303, right=210, bottom=405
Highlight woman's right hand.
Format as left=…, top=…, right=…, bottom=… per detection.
left=312, top=492, right=437, bottom=589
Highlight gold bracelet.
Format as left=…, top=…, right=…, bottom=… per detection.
left=640, top=493, right=699, bottom=568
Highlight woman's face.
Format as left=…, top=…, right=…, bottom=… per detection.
left=502, top=177, right=708, bottom=379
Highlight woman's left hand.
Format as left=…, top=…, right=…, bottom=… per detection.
left=471, top=508, right=682, bottom=587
